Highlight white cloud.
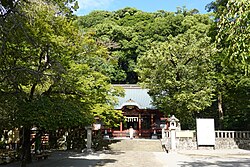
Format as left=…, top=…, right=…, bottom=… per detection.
left=76, top=0, right=115, bottom=15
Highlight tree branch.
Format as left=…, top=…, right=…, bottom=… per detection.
left=169, top=53, right=177, bottom=68
left=184, top=57, right=193, bottom=65
left=29, top=83, right=37, bottom=100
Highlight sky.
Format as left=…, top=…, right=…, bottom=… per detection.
left=76, top=0, right=214, bottom=16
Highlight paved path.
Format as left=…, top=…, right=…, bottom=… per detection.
left=3, top=149, right=250, bottom=167
left=159, top=149, right=250, bottom=167
left=97, top=149, right=250, bottom=167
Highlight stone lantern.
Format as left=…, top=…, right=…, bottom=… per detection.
left=168, top=115, right=179, bottom=129
left=167, top=115, right=179, bottom=150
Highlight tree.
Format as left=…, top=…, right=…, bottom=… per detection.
left=215, top=0, right=250, bottom=70
left=76, top=10, right=113, bottom=29
left=0, top=0, right=79, bottom=17
left=0, top=0, right=123, bottom=166
left=137, top=22, right=216, bottom=129
left=207, top=0, right=250, bottom=130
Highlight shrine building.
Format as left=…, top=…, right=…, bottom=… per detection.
left=110, top=84, right=165, bottom=138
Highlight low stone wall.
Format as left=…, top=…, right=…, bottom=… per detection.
left=176, top=138, right=250, bottom=150
left=215, top=138, right=250, bottom=150
left=176, top=138, right=197, bottom=150
left=175, top=130, right=250, bottom=150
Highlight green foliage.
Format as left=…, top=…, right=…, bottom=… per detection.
left=0, top=1, right=121, bottom=164
left=76, top=8, right=212, bottom=84
left=222, top=76, right=250, bottom=130
left=91, top=104, right=124, bottom=128
left=76, top=11, right=113, bottom=28
left=207, top=0, right=250, bottom=130
left=216, top=0, right=250, bottom=71
left=137, top=23, right=216, bottom=128
left=0, top=0, right=123, bottom=132
left=0, top=0, right=78, bottom=17
left=194, top=1, right=250, bottom=130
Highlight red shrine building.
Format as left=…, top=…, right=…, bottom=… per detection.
left=110, top=84, right=166, bottom=138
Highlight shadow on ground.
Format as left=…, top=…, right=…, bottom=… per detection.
left=92, top=138, right=122, bottom=151
left=2, top=138, right=126, bottom=167
left=2, top=150, right=125, bottom=167
left=179, top=158, right=250, bottom=167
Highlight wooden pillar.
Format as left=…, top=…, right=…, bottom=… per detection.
left=139, top=113, right=141, bottom=136
left=151, top=114, right=154, bottom=125
left=120, top=121, right=123, bottom=132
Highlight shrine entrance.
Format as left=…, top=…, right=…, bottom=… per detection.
left=125, top=117, right=139, bottom=130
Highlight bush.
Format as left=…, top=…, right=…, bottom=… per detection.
left=0, top=141, right=5, bottom=149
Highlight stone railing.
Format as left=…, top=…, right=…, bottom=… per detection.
left=215, top=131, right=250, bottom=139
left=174, top=130, right=250, bottom=139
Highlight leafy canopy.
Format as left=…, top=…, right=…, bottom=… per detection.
left=137, top=16, right=216, bottom=128
left=0, top=0, right=123, bottom=131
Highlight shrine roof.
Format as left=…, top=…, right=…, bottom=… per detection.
left=114, top=84, right=156, bottom=110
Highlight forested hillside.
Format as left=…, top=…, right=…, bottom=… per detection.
left=76, top=7, right=211, bottom=84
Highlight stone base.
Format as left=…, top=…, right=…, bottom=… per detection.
left=82, top=148, right=94, bottom=154
left=103, top=135, right=110, bottom=140
left=151, top=134, right=158, bottom=139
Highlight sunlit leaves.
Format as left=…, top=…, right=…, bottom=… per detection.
left=137, top=26, right=216, bottom=117
left=0, top=0, right=124, bottom=131
left=216, top=0, right=250, bottom=71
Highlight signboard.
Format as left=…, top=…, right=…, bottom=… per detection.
left=196, top=118, right=215, bottom=146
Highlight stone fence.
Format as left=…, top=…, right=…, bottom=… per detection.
left=215, top=131, right=250, bottom=139
left=174, top=130, right=250, bottom=150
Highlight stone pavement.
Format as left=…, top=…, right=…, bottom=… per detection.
left=160, top=149, right=250, bottom=167
left=96, top=148, right=250, bottom=167
left=108, top=138, right=163, bottom=152
left=4, top=149, right=250, bottom=167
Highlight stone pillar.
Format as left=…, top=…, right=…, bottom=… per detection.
left=85, top=126, right=92, bottom=150
left=151, top=128, right=158, bottom=139
left=162, top=127, right=166, bottom=139
left=170, top=126, right=176, bottom=150
left=138, top=113, right=141, bottom=136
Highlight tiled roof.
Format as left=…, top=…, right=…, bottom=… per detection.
left=114, top=84, right=156, bottom=109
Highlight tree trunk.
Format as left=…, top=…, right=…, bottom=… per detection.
left=218, top=93, right=224, bottom=129
left=21, top=127, right=32, bottom=167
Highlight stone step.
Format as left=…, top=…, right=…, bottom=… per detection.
left=109, top=139, right=163, bottom=152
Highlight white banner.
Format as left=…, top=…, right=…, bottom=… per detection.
left=196, top=118, right=215, bottom=146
